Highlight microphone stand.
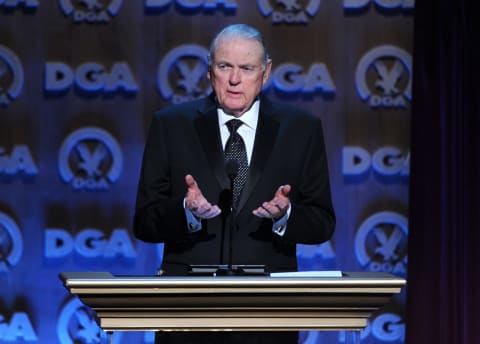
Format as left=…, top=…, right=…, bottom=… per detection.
left=227, top=169, right=237, bottom=275
left=198, top=159, right=266, bottom=277
left=216, top=160, right=242, bottom=276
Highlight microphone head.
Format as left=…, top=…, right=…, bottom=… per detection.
left=225, top=159, right=239, bottom=178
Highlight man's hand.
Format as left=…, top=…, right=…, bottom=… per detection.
left=185, top=174, right=222, bottom=219
left=252, top=185, right=291, bottom=220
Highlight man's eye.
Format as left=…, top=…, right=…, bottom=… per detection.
left=243, top=66, right=260, bottom=73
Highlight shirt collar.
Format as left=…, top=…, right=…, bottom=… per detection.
left=218, top=99, right=260, bottom=130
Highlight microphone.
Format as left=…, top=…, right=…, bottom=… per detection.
left=225, top=159, right=239, bottom=185
left=225, top=159, right=238, bottom=211
left=216, top=159, right=239, bottom=276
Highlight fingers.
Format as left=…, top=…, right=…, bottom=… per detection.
left=195, top=205, right=222, bottom=219
left=187, top=198, right=222, bottom=219
left=252, top=204, right=273, bottom=218
left=185, top=174, right=202, bottom=200
left=252, top=202, right=286, bottom=219
left=278, top=184, right=291, bottom=197
left=272, top=184, right=290, bottom=211
left=188, top=197, right=220, bottom=215
left=185, top=174, right=221, bottom=219
left=185, top=174, right=197, bottom=189
left=252, top=185, right=291, bottom=219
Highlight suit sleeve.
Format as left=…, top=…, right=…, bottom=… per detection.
left=133, top=113, right=188, bottom=243
left=283, top=117, right=336, bottom=244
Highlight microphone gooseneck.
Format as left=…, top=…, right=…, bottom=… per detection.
left=217, top=159, right=239, bottom=276
left=225, top=159, right=239, bottom=180
left=225, top=159, right=239, bottom=212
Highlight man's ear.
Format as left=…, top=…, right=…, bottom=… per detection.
left=263, top=60, right=273, bottom=85
left=207, top=65, right=211, bottom=80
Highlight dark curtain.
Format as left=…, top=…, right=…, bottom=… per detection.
left=406, top=1, right=480, bottom=343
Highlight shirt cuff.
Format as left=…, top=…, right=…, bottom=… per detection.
left=272, top=204, right=291, bottom=237
left=184, top=198, right=202, bottom=233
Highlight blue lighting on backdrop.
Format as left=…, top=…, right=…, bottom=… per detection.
left=0, top=0, right=412, bottom=342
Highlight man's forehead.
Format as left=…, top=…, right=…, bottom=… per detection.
left=216, top=37, right=262, bottom=51
left=214, top=37, right=263, bottom=61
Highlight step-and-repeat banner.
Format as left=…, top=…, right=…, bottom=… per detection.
left=0, top=1, right=413, bottom=343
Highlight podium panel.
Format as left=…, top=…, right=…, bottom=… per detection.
left=59, top=272, right=405, bottom=332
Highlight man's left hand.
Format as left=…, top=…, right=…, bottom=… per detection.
left=252, top=184, right=291, bottom=220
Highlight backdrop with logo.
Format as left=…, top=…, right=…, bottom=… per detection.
left=0, top=1, right=413, bottom=343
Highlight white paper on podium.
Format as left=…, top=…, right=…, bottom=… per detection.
left=270, top=270, right=343, bottom=277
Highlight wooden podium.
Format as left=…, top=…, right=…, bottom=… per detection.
left=59, top=271, right=404, bottom=333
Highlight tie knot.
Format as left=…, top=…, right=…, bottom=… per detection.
left=226, top=119, right=243, bottom=134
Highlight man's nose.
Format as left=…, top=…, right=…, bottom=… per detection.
left=229, top=68, right=241, bottom=84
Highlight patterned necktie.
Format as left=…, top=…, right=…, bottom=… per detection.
left=224, top=119, right=249, bottom=208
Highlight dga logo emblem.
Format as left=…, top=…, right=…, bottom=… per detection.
left=0, top=45, right=23, bottom=107
left=58, top=127, right=123, bottom=190
left=0, top=212, right=23, bottom=272
left=355, top=211, right=407, bottom=276
left=59, top=0, right=122, bottom=23
left=355, top=45, right=412, bottom=108
left=257, top=0, right=321, bottom=24
left=157, top=44, right=211, bottom=104
left=57, top=298, right=113, bottom=344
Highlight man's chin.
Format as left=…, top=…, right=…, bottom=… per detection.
left=222, top=103, right=247, bottom=116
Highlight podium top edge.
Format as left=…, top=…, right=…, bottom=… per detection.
left=59, top=271, right=406, bottom=288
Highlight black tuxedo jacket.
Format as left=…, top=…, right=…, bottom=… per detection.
left=133, top=94, right=335, bottom=275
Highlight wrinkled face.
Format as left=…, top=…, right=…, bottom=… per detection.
left=208, top=36, right=272, bottom=117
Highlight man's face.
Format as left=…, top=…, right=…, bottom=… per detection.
left=208, top=36, right=272, bottom=117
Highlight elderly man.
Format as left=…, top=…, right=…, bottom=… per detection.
left=134, top=24, right=335, bottom=344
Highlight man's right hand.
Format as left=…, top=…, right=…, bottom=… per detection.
left=185, top=174, right=222, bottom=219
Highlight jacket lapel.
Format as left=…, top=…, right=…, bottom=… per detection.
left=194, top=97, right=229, bottom=190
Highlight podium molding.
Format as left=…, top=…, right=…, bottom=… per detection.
left=59, top=271, right=405, bottom=332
